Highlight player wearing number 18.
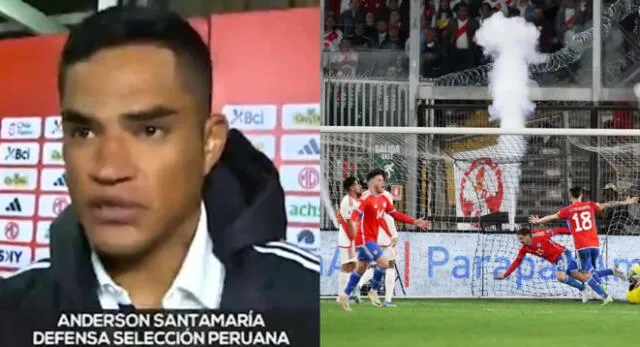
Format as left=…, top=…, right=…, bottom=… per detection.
left=337, top=169, right=430, bottom=311
left=529, top=186, right=638, bottom=305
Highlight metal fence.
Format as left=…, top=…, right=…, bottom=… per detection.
left=322, top=78, right=410, bottom=126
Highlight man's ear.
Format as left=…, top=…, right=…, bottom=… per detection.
left=203, top=114, right=229, bottom=176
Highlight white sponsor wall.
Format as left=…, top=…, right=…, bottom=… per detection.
left=320, top=231, right=640, bottom=300
left=0, top=116, right=71, bottom=274
left=0, top=104, right=320, bottom=276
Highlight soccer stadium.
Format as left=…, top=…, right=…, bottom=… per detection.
left=320, top=0, right=640, bottom=345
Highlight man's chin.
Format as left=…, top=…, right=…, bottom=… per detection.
left=85, top=225, right=148, bottom=256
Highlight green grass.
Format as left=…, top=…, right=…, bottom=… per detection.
left=321, top=299, right=639, bottom=347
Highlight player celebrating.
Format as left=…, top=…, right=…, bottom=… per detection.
left=356, top=186, right=400, bottom=307
left=338, top=168, right=429, bottom=311
left=496, top=227, right=586, bottom=297
left=495, top=227, right=623, bottom=302
left=529, top=186, right=638, bottom=304
left=336, top=176, right=362, bottom=303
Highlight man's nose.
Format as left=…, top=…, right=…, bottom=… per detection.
left=89, top=135, right=136, bottom=185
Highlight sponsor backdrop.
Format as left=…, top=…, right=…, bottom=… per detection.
left=320, top=231, right=640, bottom=300
left=0, top=8, right=320, bottom=275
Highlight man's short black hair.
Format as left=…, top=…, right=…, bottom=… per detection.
left=569, top=186, right=584, bottom=199
left=58, top=6, right=212, bottom=115
left=343, top=176, right=358, bottom=191
left=516, top=228, right=531, bottom=236
left=366, top=168, right=386, bottom=182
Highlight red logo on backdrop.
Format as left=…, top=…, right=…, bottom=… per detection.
left=298, top=167, right=319, bottom=190
left=459, top=158, right=503, bottom=223
left=4, top=222, right=19, bottom=240
left=52, top=197, right=70, bottom=216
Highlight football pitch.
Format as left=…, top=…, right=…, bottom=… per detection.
left=321, top=299, right=639, bottom=347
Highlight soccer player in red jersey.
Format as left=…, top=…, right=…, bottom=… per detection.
left=496, top=227, right=589, bottom=300
left=357, top=185, right=400, bottom=307
left=529, top=186, right=637, bottom=304
left=337, top=168, right=429, bottom=311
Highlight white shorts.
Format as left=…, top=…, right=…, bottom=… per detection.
left=339, top=246, right=357, bottom=265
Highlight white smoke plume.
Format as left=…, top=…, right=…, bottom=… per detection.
left=633, top=83, right=640, bottom=103
left=475, top=12, right=547, bottom=129
left=473, top=13, right=548, bottom=228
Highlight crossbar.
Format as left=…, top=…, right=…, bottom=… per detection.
left=320, top=126, right=640, bottom=136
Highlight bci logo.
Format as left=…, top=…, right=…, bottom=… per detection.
left=4, top=147, right=31, bottom=161
left=231, top=109, right=264, bottom=125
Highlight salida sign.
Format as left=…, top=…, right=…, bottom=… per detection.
left=373, top=143, right=401, bottom=160
left=373, top=140, right=402, bottom=185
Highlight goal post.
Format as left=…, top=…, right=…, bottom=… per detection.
left=320, top=126, right=640, bottom=299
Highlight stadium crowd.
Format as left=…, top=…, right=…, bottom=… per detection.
left=323, top=0, right=638, bottom=81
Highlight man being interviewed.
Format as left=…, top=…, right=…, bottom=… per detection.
left=0, top=4, right=319, bottom=334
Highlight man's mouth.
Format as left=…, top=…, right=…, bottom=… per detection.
left=87, top=195, right=146, bottom=225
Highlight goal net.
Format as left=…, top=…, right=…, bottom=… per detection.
left=321, top=126, right=640, bottom=299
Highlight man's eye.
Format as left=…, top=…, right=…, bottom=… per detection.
left=145, top=126, right=158, bottom=136
left=71, top=128, right=93, bottom=139
left=140, top=126, right=165, bottom=138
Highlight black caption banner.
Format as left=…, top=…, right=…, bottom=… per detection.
left=0, top=310, right=319, bottom=347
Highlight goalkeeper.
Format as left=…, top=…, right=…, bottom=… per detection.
left=627, top=264, right=640, bottom=304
